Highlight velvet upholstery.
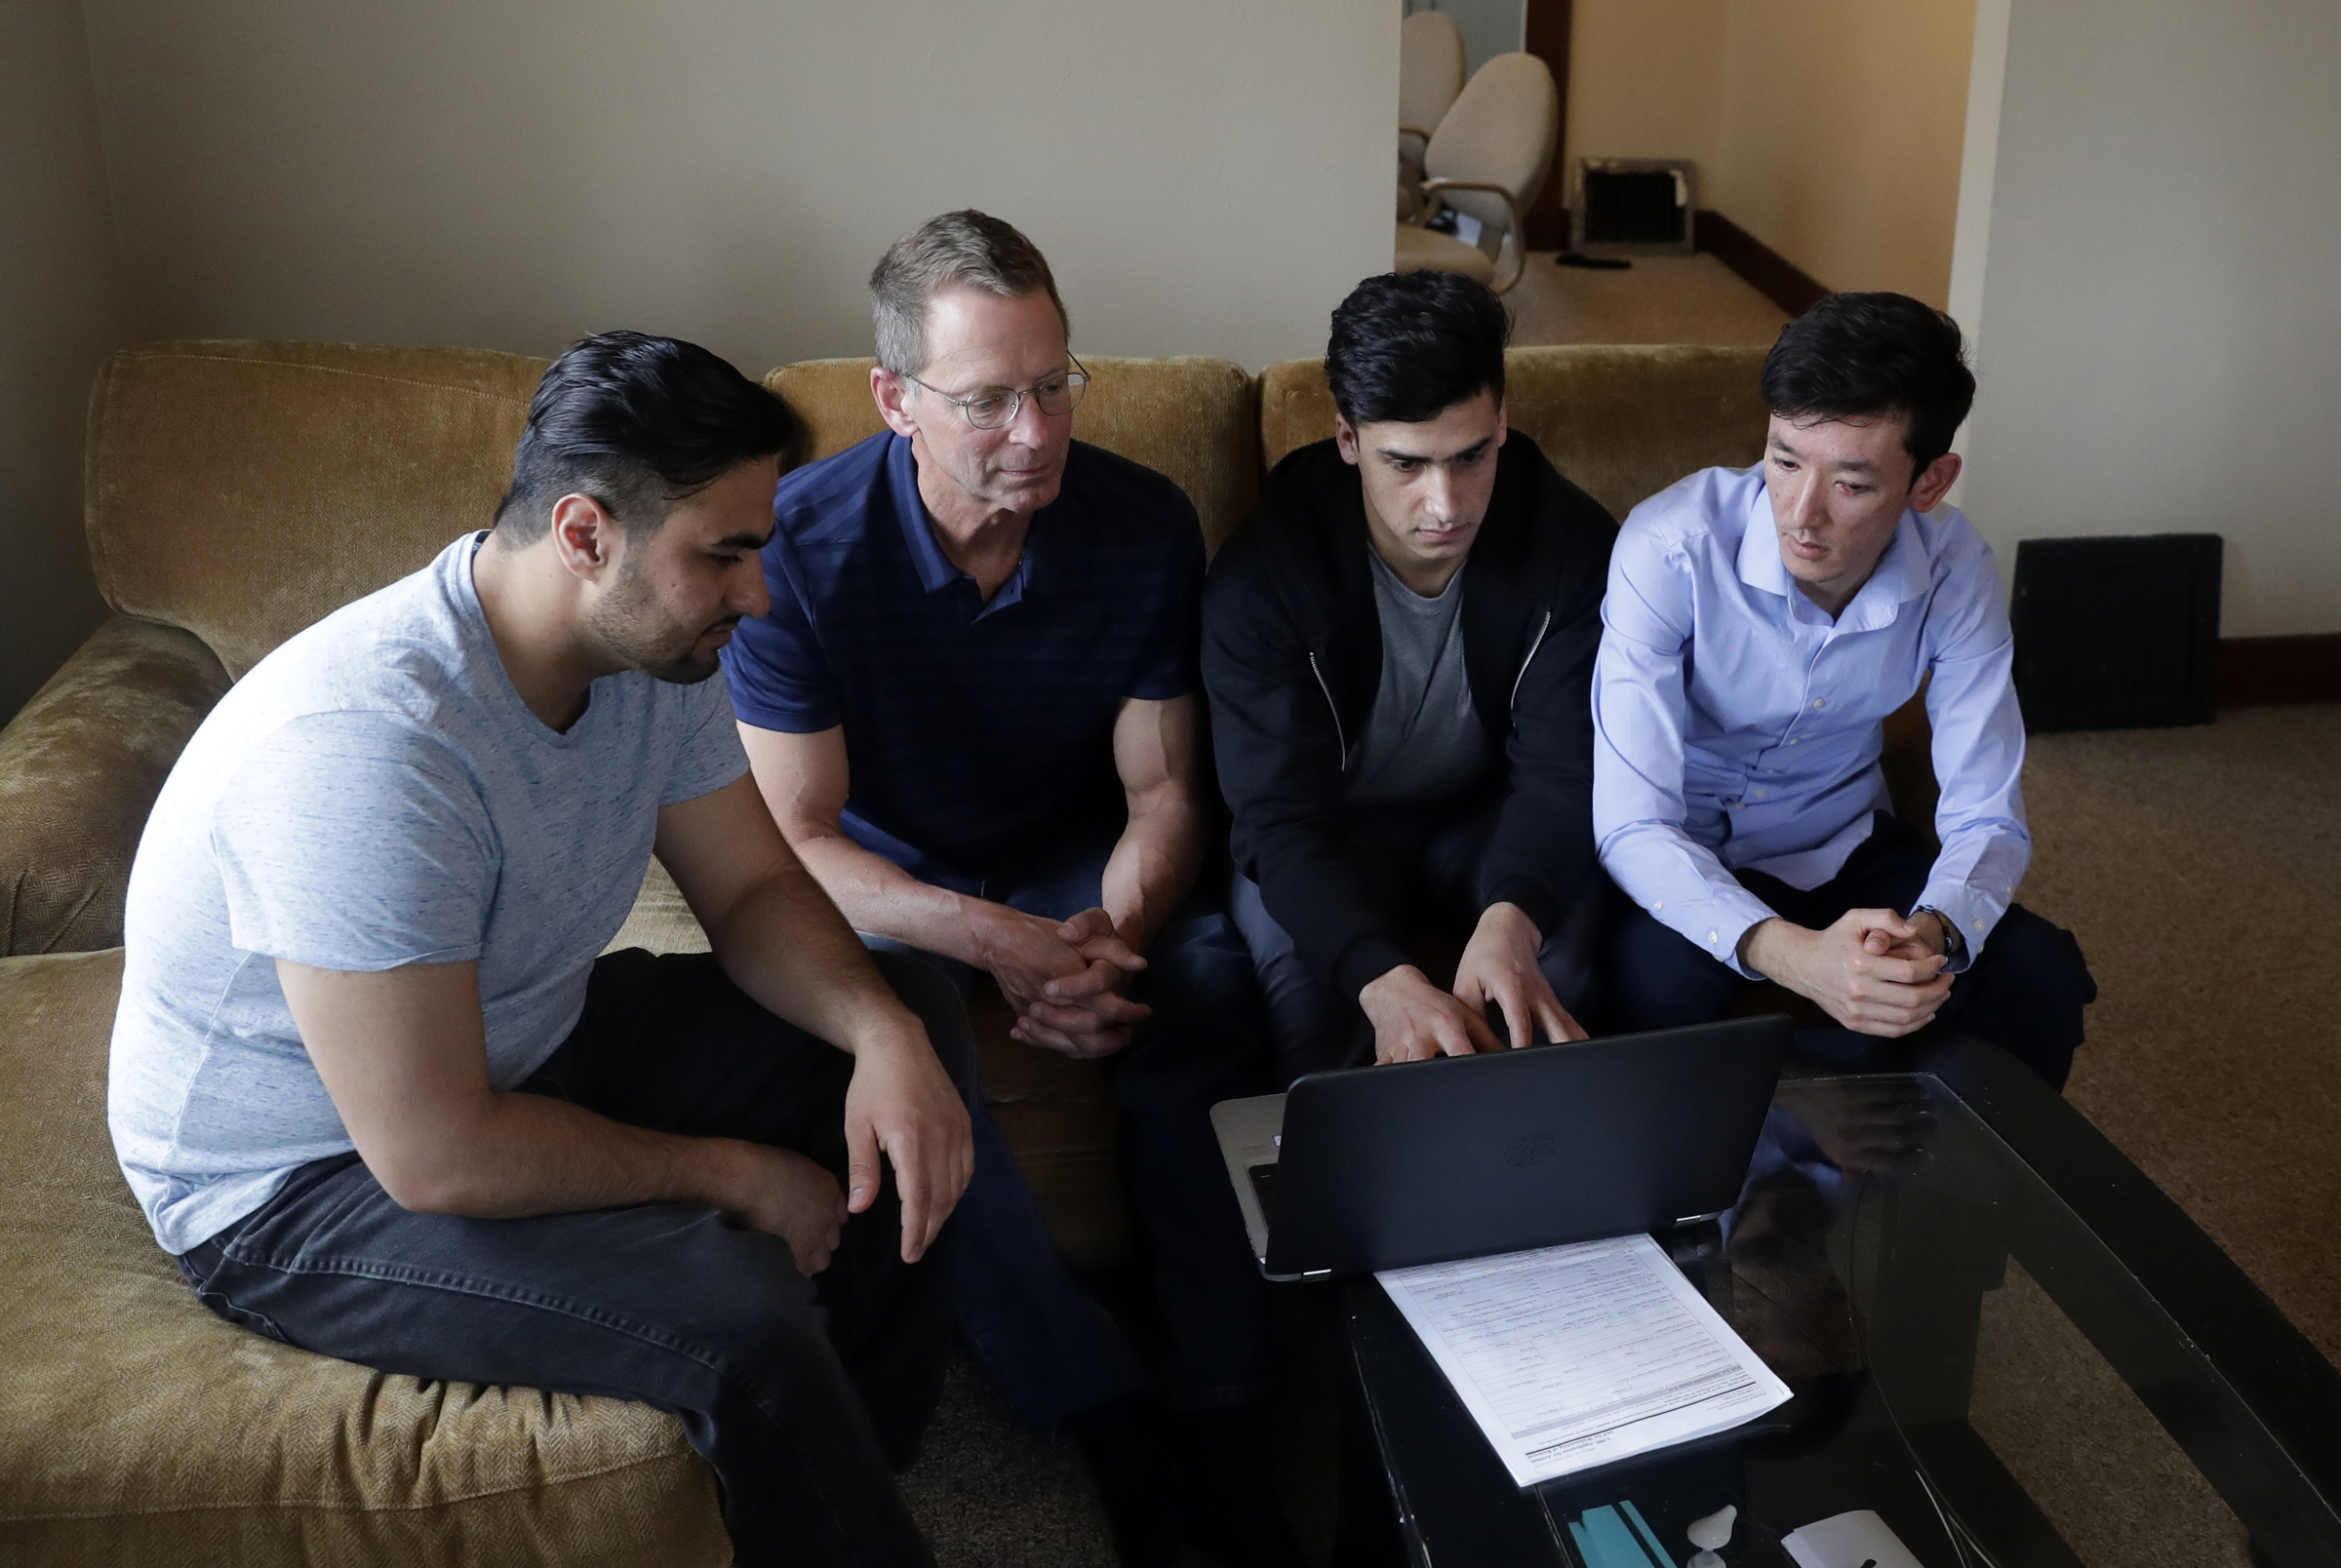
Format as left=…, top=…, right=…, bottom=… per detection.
left=87, top=340, right=545, bottom=681
left=0, top=949, right=726, bottom=1567
left=767, top=354, right=1261, bottom=555
left=0, top=617, right=231, bottom=957
left=1259, top=343, right=1771, bottom=519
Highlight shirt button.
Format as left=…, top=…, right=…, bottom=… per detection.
left=1706, top=930, right=1720, bottom=944
left=1811, top=698, right=1826, bottom=710
left=1975, top=920, right=1988, bottom=933
left=1754, top=789, right=1767, bottom=799
left=1787, top=738, right=1799, bottom=745
left=1652, top=900, right=1663, bottom=911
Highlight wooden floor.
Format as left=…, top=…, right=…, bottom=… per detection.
left=1506, top=250, right=1788, bottom=347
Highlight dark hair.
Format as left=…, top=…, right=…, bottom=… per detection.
left=493, top=331, right=799, bottom=541
left=870, top=210, right=1069, bottom=376
left=1760, top=292, right=1975, bottom=476
left=1325, top=271, right=1510, bottom=425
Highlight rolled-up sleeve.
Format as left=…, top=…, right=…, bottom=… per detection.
left=1913, top=540, right=2030, bottom=969
left=1592, top=528, right=1778, bottom=976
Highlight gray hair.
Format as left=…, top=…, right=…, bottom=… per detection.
left=869, top=210, right=1070, bottom=377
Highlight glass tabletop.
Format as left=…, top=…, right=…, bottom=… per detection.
left=1339, top=1043, right=2341, bottom=1568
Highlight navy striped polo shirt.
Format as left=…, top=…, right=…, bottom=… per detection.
left=723, top=430, right=1203, bottom=882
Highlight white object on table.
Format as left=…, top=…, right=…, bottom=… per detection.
left=1376, top=1233, right=1791, bottom=1488
left=1782, top=1509, right=1925, bottom=1568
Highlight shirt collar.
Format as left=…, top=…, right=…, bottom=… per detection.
left=886, top=431, right=1044, bottom=616
left=1740, top=478, right=1930, bottom=630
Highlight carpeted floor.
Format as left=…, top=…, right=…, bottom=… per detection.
left=1507, top=251, right=1788, bottom=347
left=2022, top=705, right=2341, bottom=1363
left=895, top=705, right=2341, bottom=1565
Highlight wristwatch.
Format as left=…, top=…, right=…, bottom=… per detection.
left=1912, top=906, right=1965, bottom=962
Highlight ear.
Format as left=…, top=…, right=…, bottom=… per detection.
left=1910, top=451, right=1963, bottom=515
left=871, top=366, right=921, bottom=439
left=1333, top=412, right=1362, bottom=467
left=1494, top=395, right=1510, bottom=448
left=548, top=491, right=624, bottom=585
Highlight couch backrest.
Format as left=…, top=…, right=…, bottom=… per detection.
left=767, top=355, right=1260, bottom=556
left=1258, top=343, right=1770, bottom=523
left=86, top=341, right=546, bottom=679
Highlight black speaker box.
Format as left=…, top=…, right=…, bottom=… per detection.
left=2009, top=533, right=2221, bottom=732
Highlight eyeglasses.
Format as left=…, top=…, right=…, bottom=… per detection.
left=901, top=354, right=1091, bottom=430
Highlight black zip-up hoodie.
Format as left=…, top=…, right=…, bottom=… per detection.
left=1201, top=432, right=1617, bottom=1002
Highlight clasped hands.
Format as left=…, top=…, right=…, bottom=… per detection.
left=1359, top=902, right=1590, bottom=1065
left=1742, top=908, right=1954, bottom=1038
left=985, top=906, right=1152, bottom=1058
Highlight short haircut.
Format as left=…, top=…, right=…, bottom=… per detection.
left=1760, top=292, right=1976, bottom=476
left=869, top=210, right=1070, bottom=377
left=493, top=331, right=797, bottom=542
left=1325, top=271, right=1510, bottom=426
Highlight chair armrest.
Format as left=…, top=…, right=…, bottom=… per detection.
left=1417, top=177, right=1530, bottom=292
left=0, top=616, right=231, bottom=955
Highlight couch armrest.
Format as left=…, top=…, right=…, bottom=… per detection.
left=0, top=616, right=231, bottom=955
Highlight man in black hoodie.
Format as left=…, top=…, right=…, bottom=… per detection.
left=1203, top=272, right=1618, bottom=1080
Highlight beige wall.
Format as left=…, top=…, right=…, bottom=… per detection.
left=1951, top=0, right=2341, bottom=638
left=77, top=0, right=1393, bottom=375
left=1712, top=0, right=1975, bottom=306
left=1562, top=0, right=1724, bottom=197
left=1565, top=0, right=1974, bottom=305
left=0, top=0, right=124, bottom=720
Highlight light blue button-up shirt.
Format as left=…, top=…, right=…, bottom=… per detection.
left=1592, top=465, right=2028, bottom=977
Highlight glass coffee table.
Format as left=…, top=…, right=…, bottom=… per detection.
left=1329, top=1041, right=2341, bottom=1568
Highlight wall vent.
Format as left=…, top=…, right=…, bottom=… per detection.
left=1572, top=159, right=1696, bottom=255
left=2010, top=533, right=2222, bottom=731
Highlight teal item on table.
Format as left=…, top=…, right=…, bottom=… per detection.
left=1567, top=1503, right=1678, bottom=1567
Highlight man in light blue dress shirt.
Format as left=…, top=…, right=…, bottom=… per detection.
left=1593, top=293, right=2093, bottom=1087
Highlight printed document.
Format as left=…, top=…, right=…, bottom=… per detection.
left=1377, top=1233, right=1791, bottom=1487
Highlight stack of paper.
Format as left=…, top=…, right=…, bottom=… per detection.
left=1377, top=1233, right=1791, bottom=1487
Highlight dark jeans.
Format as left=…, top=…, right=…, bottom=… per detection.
left=1605, top=813, right=2097, bottom=1089
left=1228, top=793, right=1606, bottom=1084
left=869, top=830, right=1275, bottom=1423
left=175, top=948, right=972, bottom=1568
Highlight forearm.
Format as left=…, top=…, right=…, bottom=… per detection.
left=783, top=822, right=1013, bottom=971
left=699, top=839, right=937, bottom=1051
left=1099, top=797, right=1203, bottom=951
left=389, top=1089, right=745, bottom=1218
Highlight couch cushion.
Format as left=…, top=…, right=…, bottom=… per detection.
left=86, top=341, right=547, bottom=680
left=0, top=617, right=232, bottom=957
left=1258, top=343, right=1770, bottom=523
left=0, top=949, right=725, bottom=1566
left=768, top=354, right=1260, bottom=555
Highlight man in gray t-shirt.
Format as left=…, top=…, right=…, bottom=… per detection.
left=107, top=333, right=973, bottom=1568
left=1203, top=273, right=1618, bottom=1079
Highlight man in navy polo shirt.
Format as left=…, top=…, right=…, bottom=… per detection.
left=722, top=211, right=1292, bottom=1568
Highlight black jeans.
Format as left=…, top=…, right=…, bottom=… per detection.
left=1227, top=792, right=1607, bottom=1084
left=1604, top=813, right=2097, bottom=1089
left=175, top=949, right=972, bottom=1568
left=870, top=829, right=1276, bottom=1419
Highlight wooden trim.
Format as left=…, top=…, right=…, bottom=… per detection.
left=2218, top=633, right=2341, bottom=708
left=1694, top=209, right=1830, bottom=316
left=1522, top=0, right=1573, bottom=252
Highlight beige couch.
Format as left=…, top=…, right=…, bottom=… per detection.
left=0, top=337, right=1854, bottom=1563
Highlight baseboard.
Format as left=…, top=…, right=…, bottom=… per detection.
left=1694, top=211, right=1830, bottom=317
left=2219, top=633, right=2341, bottom=708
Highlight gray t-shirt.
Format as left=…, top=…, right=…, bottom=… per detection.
left=1345, top=547, right=1488, bottom=804
left=108, top=533, right=748, bottom=1254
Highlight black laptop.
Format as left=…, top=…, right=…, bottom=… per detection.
left=1210, top=1016, right=1790, bottom=1281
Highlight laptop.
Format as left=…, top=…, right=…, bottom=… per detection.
left=1211, top=1015, right=1790, bottom=1281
